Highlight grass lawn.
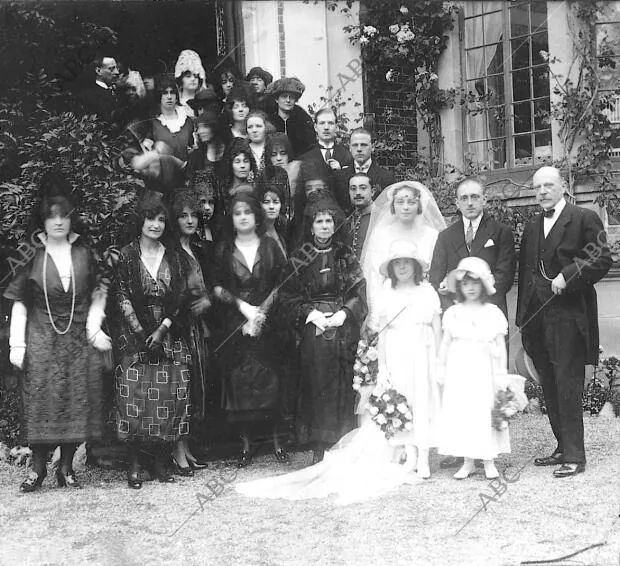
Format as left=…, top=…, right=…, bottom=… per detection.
left=0, top=414, right=618, bottom=566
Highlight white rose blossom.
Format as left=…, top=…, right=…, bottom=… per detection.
left=369, top=406, right=379, bottom=415
left=376, top=414, right=387, bottom=425
left=359, top=36, right=369, bottom=45
left=396, top=403, right=408, bottom=413
left=363, top=25, right=378, bottom=36
left=386, top=69, right=395, bottom=82
left=392, top=418, right=402, bottom=429
left=400, top=5, right=409, bottom=14
left=385, top=404, right=395, bottom=414
left=389, top=24, right=400, bottom=34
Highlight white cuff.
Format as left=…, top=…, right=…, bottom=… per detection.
left=9, top=302, right=27, bottom=349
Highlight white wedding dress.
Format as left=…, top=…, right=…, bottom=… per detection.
left=236, top=412, right=421, bottom=505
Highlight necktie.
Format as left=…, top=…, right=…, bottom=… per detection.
left=320, top=146, right=332, bottom=162
left=466, top=221, right=474, bottom=251
left=543, top=208, right=555, bottom=218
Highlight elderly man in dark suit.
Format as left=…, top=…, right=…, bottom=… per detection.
left=429, top=177, right=517, bottom=321
left=517, top=166, right=611, bottom=478
left=299, top=107, right=353, bottom=211
left=335, top=128, right=396, bottom=212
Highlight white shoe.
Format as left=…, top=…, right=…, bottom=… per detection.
left=484, top=461, right=499, bottom=479
left=416, top=463, right=430, bottom=479
left=453, top=465, right=475, bottom=480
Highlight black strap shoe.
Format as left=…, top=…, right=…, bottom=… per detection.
left=19, top=471, right=46, bottom=493
left=127, top=471, right=143, bottom=490
left=56, top=469, right=82, bottom=489
left=534, top=453, right=563, bottom=467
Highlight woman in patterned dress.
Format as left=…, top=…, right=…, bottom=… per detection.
left=4, top=175, right=111, bottom=492
left=111, top=196, right=191, bottom=489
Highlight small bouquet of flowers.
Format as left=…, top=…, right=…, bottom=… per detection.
left=367, top=388, right=413, bottom=439
left=491, top=374, right=528, bottom=430
left=352, top=332, right=379, bottom=390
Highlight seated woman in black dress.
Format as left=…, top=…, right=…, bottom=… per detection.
left=212, top=192, right=289, bottom=467
left=278, top=193, right=367, bottom=463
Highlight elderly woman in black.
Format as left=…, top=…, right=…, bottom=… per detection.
left=278, top=193, right=367, bottom=463
left=212, top=192, right=288, bottom=467
left=4, top=175, right=110, bottom=492
left=111, top=196, right=191, bottom=488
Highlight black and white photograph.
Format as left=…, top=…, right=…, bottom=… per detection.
left=0, top=0, right=619, bottom=564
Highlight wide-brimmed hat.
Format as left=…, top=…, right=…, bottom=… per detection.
left=187, top=88, right=220, bottom=111
left=379, top=240, right=429, bottom=277
left=246, top=66, right=273, bottom=85
left=266, top=77, right=305, bottom=99
left=446, top=256, right=496, bottom=295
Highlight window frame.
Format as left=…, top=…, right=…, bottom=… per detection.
left=459, top=0, right=552, bottom=172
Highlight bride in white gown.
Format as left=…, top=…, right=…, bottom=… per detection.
left=236, top=182, right=446, bottom=505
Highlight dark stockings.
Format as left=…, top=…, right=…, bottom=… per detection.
left=59, top=443, right=78, bottom=474
left=30, top=444, right=49, bottom=477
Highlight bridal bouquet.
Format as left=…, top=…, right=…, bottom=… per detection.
left=367, top=388, right=413, bottom=439
left=352, top=332, right=379, bottom=391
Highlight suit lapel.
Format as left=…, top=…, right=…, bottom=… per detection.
left=450, top=219, right=470, bottom=260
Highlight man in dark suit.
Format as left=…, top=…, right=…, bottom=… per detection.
left=429, top=177, right=517, bottom=321
left=516, top=166, right=611, bottom=478
left=335, top=127, right=396, bottom=212
left=299, top=108, right=353, bottom=211
left=78, top=56, right=120, bottom=122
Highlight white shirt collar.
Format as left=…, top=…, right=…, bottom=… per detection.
left=95, top=80, right=109, bottom=90
left=543, top=197, right=566, bottom=221
left=355, top=158, right=372, bottom=172
left=463, top=213, right=483, bottom=236
left=318, top=140, right=335, bottom=149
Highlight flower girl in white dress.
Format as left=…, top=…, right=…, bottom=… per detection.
left=373, top=240, right=442, bottom=478
left=437, top=257, right=511, bottom=480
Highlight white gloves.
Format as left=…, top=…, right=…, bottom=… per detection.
left=9, top=347, right=25, bottom=370
left=9, top=302, right=27, bottom=370
left=86, top=291, right=112, bottom=352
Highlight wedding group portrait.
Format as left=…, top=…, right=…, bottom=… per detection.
left=0, top=1, right=619, bottom=565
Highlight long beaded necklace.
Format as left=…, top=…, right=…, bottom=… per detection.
left=42, top=243, right=76, bottom=335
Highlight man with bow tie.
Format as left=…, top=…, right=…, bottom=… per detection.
left=516, top=166, right=611, bottom=478
left=334, top=127, right=396, bottom=213
left=299, top=108, right=353, bottom=210
left=430, top=177, right=516, bottom=321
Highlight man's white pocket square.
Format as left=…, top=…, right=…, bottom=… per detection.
left=484, top=239, right=495, bottom=248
